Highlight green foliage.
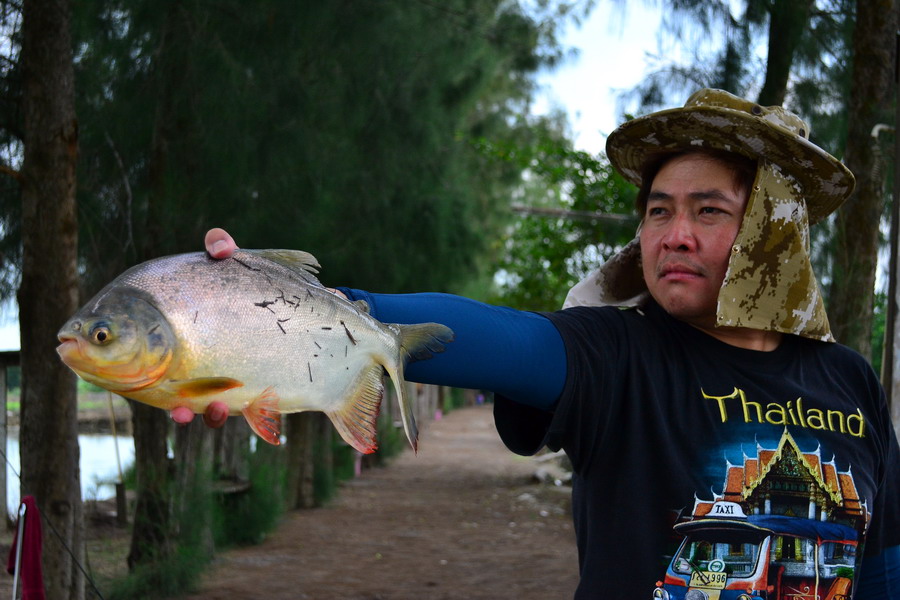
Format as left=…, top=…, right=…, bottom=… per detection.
left=57, top=0, right=577, bottom=300
left=477, top=124, right=637, bottom=310
left=617, top=1, right=854, bottom=161
left=443, top=386, right=468, bottom=412
left=370, top=417, right=406, bottom=467
left=333, top=442, right=359, bottom=481
left=313, top=428, right=337, bottom=506
left=215, top=444, right=285, bottom=547
left=5, top=364, right=17, bottom=389
left=106, top=544, right=207, bottom=600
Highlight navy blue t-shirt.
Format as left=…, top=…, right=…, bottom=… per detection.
left=495, top=301, right=900, bottom=599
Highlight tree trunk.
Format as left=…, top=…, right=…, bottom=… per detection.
left=213, top=418, right=250, bottom=482
left=757, top=0, right=814, bottom=106
left=17, top=0, right=84, bottom=597
left=286, top=412, right=317, bottom=509
left=174, top=421, right=215, bottom=559
left=127, top=401, right=172, bottom=568
left=127, top=2, right=184, bottom=567
left=314, top=413, right=335, bottom=506
left=828, top=0, right=897, bottom=356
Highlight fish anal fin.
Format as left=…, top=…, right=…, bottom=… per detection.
left=242, top=387, right=282, bottom=445
left=172, top=377, right=243, bottom=398
left=326, top=364, right=383, bottom=455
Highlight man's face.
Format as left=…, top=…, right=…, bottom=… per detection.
left=640, top=153, right=750, bottom=330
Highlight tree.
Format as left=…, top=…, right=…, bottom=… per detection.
left=826, top=0, right=896, bottom=358
left=616, top=2, right=900, bottom=357
left=754, top=0, right=815, bottom=106
left=61, top=0, right=578, bottom=584
left=16, top=0, right=84, bottom=597
left=480, top=118, right=637, bottom=310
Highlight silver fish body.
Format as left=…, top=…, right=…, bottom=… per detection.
left=57, top=249, right=453, bottom=453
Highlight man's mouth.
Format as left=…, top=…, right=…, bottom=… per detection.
left=659, top=263, right=703, bottom=281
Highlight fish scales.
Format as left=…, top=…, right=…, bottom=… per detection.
left=57, top=250, right=454, bottom=453
left=134, top=253, right=391, bottom=409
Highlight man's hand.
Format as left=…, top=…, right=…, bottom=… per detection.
left=171, top=403, right=229, bottom=429
left=169, top=228, right=239, bottom=429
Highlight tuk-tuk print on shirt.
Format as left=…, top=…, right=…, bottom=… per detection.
left=654, top=427, right=867, bottom=600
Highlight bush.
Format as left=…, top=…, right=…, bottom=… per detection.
left=215, top=443, right=285, bottom=546
left=106, top=545, right=207, bottom=600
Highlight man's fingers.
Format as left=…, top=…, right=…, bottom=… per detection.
left=172, top=402, right=228, bottom=428
left=202, top=401, right=229, bottom=428
left=205, top=228, right=238, bottom=259
left=171, top=406, right=195, bottom=424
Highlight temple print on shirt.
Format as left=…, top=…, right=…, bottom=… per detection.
left=653, top=428, right=867, bottom=600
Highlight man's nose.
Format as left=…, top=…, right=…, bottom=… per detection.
left=661, top=214, right=697, bottom=251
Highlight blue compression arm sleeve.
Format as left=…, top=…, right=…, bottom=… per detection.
left=337, top=289, right=566, bottom=411
left=856, top=545, right=900, bottom=599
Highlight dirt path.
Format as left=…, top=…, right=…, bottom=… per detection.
left=184, top=405, right=579, bottom=600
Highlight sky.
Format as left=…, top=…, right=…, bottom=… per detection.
left=532, top=2, right=663, bottom=154
left=0, top=2, right=664, bottom=352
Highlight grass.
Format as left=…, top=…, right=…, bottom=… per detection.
left=4, top=387, right=130, bottom=413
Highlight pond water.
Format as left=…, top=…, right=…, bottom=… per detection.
left=4, top=431, right=135, bottom=516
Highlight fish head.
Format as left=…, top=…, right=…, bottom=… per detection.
left=57, top=288, right=176, bottom=394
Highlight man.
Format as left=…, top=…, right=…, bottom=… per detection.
left=184, top=89, right=900, bottom=598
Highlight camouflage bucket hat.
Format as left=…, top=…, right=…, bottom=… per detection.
left=606, top=88, right=854, bottom=224
left=565, top=89, right=857, bottom=342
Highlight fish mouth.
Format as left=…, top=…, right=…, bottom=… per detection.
left=55, top=335, right=168, bottom=393
left=56, top=336, right=81, bottom=365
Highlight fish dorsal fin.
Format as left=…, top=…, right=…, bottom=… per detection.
left=352, top=299, right=370, bottom=314
left=249, top=249, right=323, bottom=286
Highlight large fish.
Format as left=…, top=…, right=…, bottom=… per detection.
left=56, top=249, right=453, bottom=453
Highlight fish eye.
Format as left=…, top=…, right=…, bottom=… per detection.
left=89, top=324, right=113, bottom=345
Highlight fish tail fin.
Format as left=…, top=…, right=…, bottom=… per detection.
left=242, top=387, right=282, bottom=445
left=388, top=323, right=455, bottom=453
left=326, top=363, right=383, bottom=455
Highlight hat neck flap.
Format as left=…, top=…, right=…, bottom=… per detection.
left=717, top=160, right=833, bottom=341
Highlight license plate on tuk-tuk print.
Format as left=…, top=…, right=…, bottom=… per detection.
left=688, top=570, right=727, bottom=589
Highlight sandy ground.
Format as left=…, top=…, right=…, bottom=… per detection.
left=182, top=405, right=579, bottom=600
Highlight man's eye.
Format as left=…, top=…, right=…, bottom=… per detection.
left=700, top=207, right=724, bottom=215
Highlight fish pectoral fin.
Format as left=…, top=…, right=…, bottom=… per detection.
left=326, top=364, right=383, bottom=455
left=170, top=377, right=244, bottom=398
left=242, top=387, right=282, bottom=445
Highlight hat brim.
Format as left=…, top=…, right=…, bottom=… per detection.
left=605, top=106, right=855, bottom=224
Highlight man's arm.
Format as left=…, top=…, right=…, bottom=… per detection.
left=176, top=229, right=567, bottom=427
left=856, top=545, right=900, bottom=599
left=338, top=288, right=565, bottom=408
